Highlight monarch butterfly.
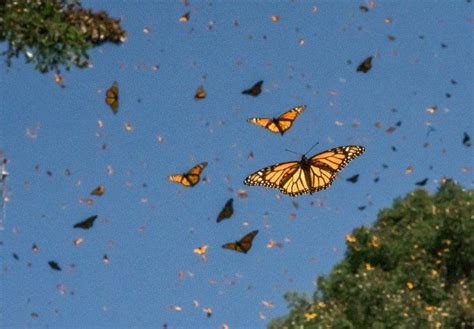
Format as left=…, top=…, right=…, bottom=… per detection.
left=73, top=215, right=98, bottom=229
left=90, top=185, right=105, bottom=196
left=356, top=56, right=373, bottom=73
left=217, top=198, right=234, bottom=223
left=168, top=162, right=208, bottom=187
left=247, top=105, right=306, bottom=135
left=48, top=261, right=62, bottom=271
left=194, top=85, right=206, bottom=100
left=244, top=145, right=365, bottom=197
left=242, top=80, right=263, bottom=96
left=346, top=174, right=359, bottom=183
left=105, top=81, right=119, bottom=114
left=222, top=230, right=258, bottom=253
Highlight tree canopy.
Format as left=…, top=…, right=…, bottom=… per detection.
left=269, top=180, right=473, bottom=328
left=0, top=0, right=126, bottom=73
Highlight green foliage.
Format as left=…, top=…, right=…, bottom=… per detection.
left=0, top=0, right=126, bottom=73
left=269, top=180, right=474, bottom=329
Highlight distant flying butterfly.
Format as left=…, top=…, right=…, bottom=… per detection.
left=48, top=261, right=62, bottom=271
left=73, top=215, right=98, bottom=229
left=168, top=162, right=208, bottom=187
left=346, top=174, right=360, bottom=183
left=194, top=85, right=206, bottom=100
left=90, top=185, right=105, bottom=196
left=217, top=198, right=234, bottom=223
left=244, top=145, right=365, bottom=197
left=242, top=80, right=263, bottom=96
left=356, top=56, right=373, bottom=73
left=463, top=132, right=471, bottom=147
left=105, top=81, right=119, bottom=114
left=415, top=178, right=429, bottom=186
left=247, top=105, right=306, bottom=135
left=222, top=230, right=258, bottom=253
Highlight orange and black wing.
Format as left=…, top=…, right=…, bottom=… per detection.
left=222, top=230, right=258, bottom=253
left=244, top=160, right=300, bottom=190
left=356, top=56, right=373, bottom=73
left=168, top=162, right=208, bottom=187
left=105, top=81, right=119, bottom=114
left=242, top=80, right=263, bottom=96
left=217, top=198, right=234, bottom=223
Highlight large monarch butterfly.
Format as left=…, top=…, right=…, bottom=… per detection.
left=222, top=230, right=258, bottom=253
left=242, top=80, right=263, bottom=97
left=105, top=81, right=119, bottom=114
left=356, top=56, right=373, bottom=73
left=247, top=105, right=306, bottom=135
left=244, top=145, right=365, bottom=197
left=217, top=198, right=234, bottom=223
left=168, top=162, right=208, bottom=187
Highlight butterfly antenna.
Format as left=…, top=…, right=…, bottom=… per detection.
left=284, top=148, right=300, bottom=155
left=304, top=142, right=320, bottom=156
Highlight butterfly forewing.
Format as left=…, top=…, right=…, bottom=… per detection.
left=244, top=161, right=299, bottom=189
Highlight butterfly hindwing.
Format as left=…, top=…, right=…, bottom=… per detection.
left=222, top=230, right=258, bottom=253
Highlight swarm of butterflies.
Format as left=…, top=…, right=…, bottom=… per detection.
left=105, top=79, right=366, bottom=254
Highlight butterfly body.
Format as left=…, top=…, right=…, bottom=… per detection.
left=168, top=162, right=207, bottom=187
left=247, top=105, right=305, bottom=135
left=244, top=145, right=365, bottom=197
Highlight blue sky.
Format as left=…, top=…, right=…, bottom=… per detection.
left=1, top=1, right=472, bottom=328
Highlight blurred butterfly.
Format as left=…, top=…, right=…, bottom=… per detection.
left=346, top=174, right=359, bottom=183
left=244, top=145, right=365, bottom=197
left=168, top=162, right=208, bottom=187
left=194, top=85, right=206, bottom=100
left=48, top=261, right=62, bottom=271
left=356, top=56, right=373, bottom=73
left=463, top=132, right=471, bottom=147
left=415, top=178, right=429, bottom=186
left=247, top=105, right=306, bottom=135
left=73, top=215, right=98, bottom=229
left=90, top=185, right=105, bottom=196
left=222, top=230, right=258, bottom=253
left=242, top=80, right=263, bottom=96
left=105, top=81, right=119, bottom=114
left=217, top=198, right=234, bottom=223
